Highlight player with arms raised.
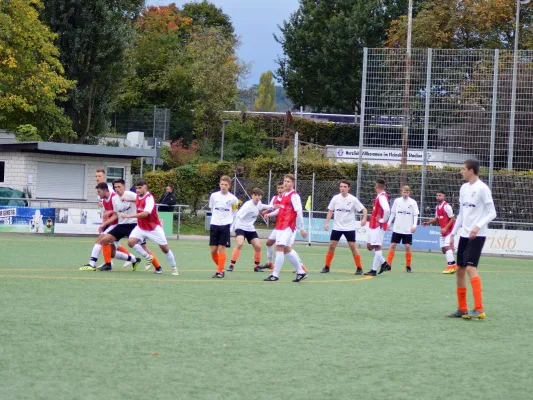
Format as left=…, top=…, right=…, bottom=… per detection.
left=447, top=159, right=497, bottom=320
left=386, top=186, right=419, bottom=273
left=423, top=190, right=457, bottom=274
left=364, top=179, right=391, bottom=276
left=321, top=179, right=367, bottom=275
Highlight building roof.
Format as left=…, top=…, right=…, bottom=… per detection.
left=0, top=142, right=156, bottom=159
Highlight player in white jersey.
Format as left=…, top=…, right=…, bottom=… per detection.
left=447, top=160, right=496, bottom=320
left=260, top=181, right=285, bottom=270
left=386, top=186, right=419, bottom=273
left=226, top=188, right=272, bottom=272
left=321, top=179, right=367, bottom=275
left=209, top=175, right=239, bottom=278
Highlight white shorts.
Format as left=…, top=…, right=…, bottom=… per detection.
left=440, top=235, right=452, bottom=248
left=275, top=228, right=296, bottom=247
left=368, top=228, right=385, bottom=246
left=130, top=225, right=167, bottom=246
left=268, top=229, right=277, bottom=241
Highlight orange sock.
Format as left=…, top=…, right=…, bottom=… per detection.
left=325, top=251, right=334, bottom=268
left=211, top=253, right=219, bottom=266
left=217, top=252, right=226, bottom=273
left=406, top=253, right=412, bottom=267
left=387, top=251, right=395, bottom=265
left=470, top=276, right=483, bottom=312
left=354, top=255, right=362, bottom=269
left=117, top=245, right=130, bottom=256
left=254, top=251, right=261, bottom=264
left=231, top=248, right=241, bottom=265
left=149, top=251, right=161, bottom=268
left=103, top=244, right=112, bottom=263
left=457, top=287, right=468, bottom=312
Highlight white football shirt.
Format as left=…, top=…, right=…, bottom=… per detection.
left=113, top=191, right=137, bottom=224
left=327, top=194, right=365, bottom=231
left=233, top=200, right=271, bottom=232
left=452, top=179, right=496, bottom=238
left=209, top=191, right=238, bottom=226
left=388, top=197, right=419, bottom=234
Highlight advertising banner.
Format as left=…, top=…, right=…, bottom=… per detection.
left=54, top=208, right=102, bottom=234
left=481, top=229, right=533, bottom=257
left=0, top=206, right=55, bottom=233
left=159, top=212, right=174, bottom=236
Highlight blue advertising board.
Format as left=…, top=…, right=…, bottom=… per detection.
left=0, top=206, right=55, bottom=233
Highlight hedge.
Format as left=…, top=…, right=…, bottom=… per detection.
left=144, top=158, right=533, bottom=225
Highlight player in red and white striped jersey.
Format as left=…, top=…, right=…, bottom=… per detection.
left=260, top=181, right=285, bottom=270
left=423, top=190, right=457, bottom=274
left=122, top=180, right=178, bottom=276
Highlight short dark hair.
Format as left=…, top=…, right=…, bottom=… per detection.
left=375, top=179, right=386, bottom=187
left=464, top=159, right=480, bottom=175
left=437, top=189, right=447, bottom=196
left=135, top=179, right=147, bottom=187
left=339, top=179, right=351, bottom=187
left=166, top=185, right=174, bottom=191
left=95, top=182, right=109, bottom=190
left=113, top=179, right=125, bottom=186
left=252, top=188, right=264, bottom=196
left=277, top=181, right=284, bottom=186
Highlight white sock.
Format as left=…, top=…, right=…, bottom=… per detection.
left=89, top=244, right=102, bottom=266
left=372, top=250, right=380, bottom=271
left=376, top=250, right=385, bottom=264
left=445, top=250, right=455, bottom=264
left=266, top=245, right=273, bottom=263
left=165, top=250, right=176, bottom=268
left=286, top=250, right=305, bottom=274
left=133, top=244, right=149, bottom=258
left=273, top=251, right=284, bottom=277
left=114, top=251, right=129, bottom=261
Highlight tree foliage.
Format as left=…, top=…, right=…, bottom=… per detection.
left=41, top=0, right=144, bottom=143
left=254, top=71, right=276, bottom=111
left=275, top=0, right=417, bottom=113
left=181, top=0, right=235, bottom=42
left=0, top=0, right=74, bottom=140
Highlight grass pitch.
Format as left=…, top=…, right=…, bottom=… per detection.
left=0, top=235, right=532, bottom=400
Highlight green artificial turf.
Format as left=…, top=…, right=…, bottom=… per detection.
left=0, top=235, right=532, bottom=400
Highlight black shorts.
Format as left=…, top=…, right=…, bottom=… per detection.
left=457, top=236, right=486, bottom=268
left=391, top=232, right=413, bottom=245
left=108, top=223, right=137, bottom=241
left=210, top=224, right=231, bottom=247
left=235, top=229, right=259, bottom=244
left=330, top=230, right=356, bottom=243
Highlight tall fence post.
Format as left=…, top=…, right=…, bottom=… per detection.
left=309, top=172, right=315, bottom=246
left=267, top=170, right=272, bottom=227
left=356, top=47, right=368, bottom=199
left=294, top=131, right=299, bottom=190
left=420, top=48, right=432, bottom=224
left=489, top=49, right=500, bottom=190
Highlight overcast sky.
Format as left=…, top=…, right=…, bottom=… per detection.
left=145, top=0, right=300, bottom=86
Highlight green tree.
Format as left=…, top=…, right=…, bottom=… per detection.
left=254, top=71, right=276, bottom=111
left=275, top=0, right=418, bottom=113
left=41, top=0, right=144, bottom=143
left=181, top=0, right=235, bottom=42
left=0, top=0, right=75, bottom=141
left=386, top=0, right=533, bottom=49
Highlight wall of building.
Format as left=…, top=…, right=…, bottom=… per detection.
left=0, top=151, right=133, bottom=208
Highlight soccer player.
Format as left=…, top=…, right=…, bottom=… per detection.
left=386, top=186, right=419, bottom=273
left=79, top=183, right=135, bottom=271
left=446, top=159, right=496, bottom=320
left=364, top=179, right=391, bottom=276
left=264, top=174, right=308, bottom=282
left=226, top=188, right=272, bottom=272
left=321, top=179, right=367, bottom=275
left=423, top=190, right=457, bottom=274
left=209, top=176, right=239, bottom=278
left=123, top=180, right=179, bottom=275
left=260, top=181, right=285, bottom=270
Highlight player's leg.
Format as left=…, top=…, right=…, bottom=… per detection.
left=347, top=232, right=363, bottom=274
left=462, top=237, right=486, bottom=320
left=441, top=235, right=457, bottom=274
left=387, top=240, right=398, bottom=267
left=80, top=236, right=103, bottom=271
left=322, top=230, right=341, bottom=273
left=265, top=229, right=290, bottom=281
left=141, top=242, right=160, bottom=272
left=250, top=237, right=263, bottom=271
left=261, top=233, right=276, bottom=269
left=284, top=244, right=307, bottom=282
left=145, top=226, right=177, bottom=275
left=128, top=227, right=154, bottom=268
left=446, top=237, right=469, bottom=318
left=405, top=242, right=413, bottom=273
left=227, top=231, right=245, bottom=272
